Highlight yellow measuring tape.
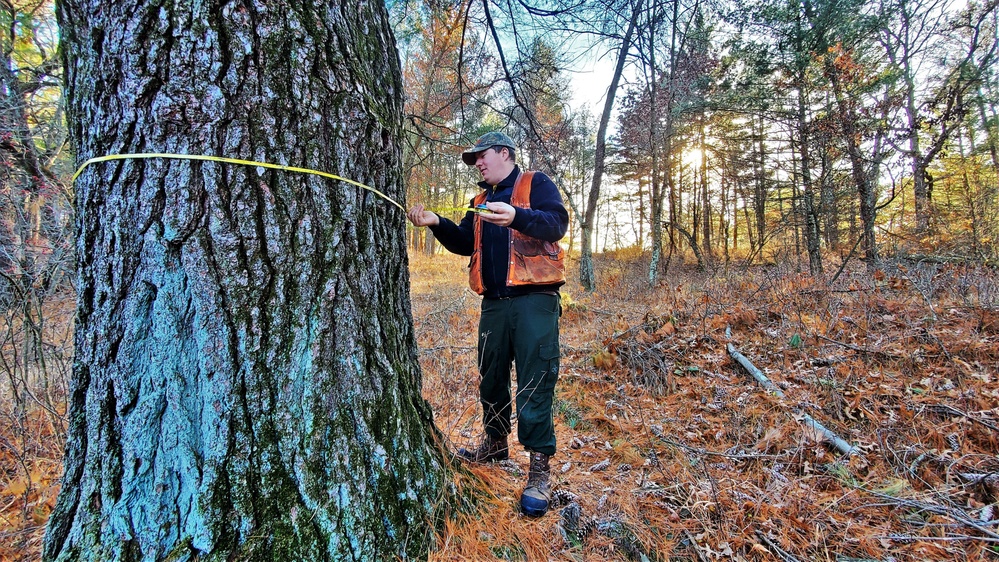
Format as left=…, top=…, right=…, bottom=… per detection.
left=72, top=152, right=408, bottom=212
left=435, top=206, right=492, bottom=214
left=71, top=152, right=489, bottom=216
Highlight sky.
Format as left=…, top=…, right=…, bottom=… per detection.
left=568, top=55, right=618, bottom=115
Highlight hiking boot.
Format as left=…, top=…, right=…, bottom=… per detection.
left=520, top=451, right=552, bottom=517
left=457, top=434, right=509, bottom=463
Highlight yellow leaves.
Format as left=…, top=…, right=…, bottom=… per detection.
left=951, top=357, right=976, bottom=376
left=635, top=329, right=656, bottom=344
left=755, top=427, right=788, bottom=453
left=1, top=476, right=30, bottom=497
left=875, top=478, right=910, bottom=496
left=0, top=455, right=61, bottom=553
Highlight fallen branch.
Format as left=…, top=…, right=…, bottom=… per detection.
left=900, top=253, right=999, bottom=268
left=814, top=333, right=905, bottom=360
left=880, top=534, right=999, bottom=544
left=862, top=488, right=999, bottom=542
left=654, top=436, right=789, bottom=461
left=924, top=403, right=999, bottom=433
left=726, top=327, right=859, bottom=457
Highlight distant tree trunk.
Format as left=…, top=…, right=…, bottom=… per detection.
left=979, top=87, right=999, bottom=171
left=720, top=163, right=734, bottom=263
left=425, top=229, right=438, bottom=255
left=648, top=137, right=664, bottom=282
left=649, top=0, right=683, bottom=285
left=751, top=118, right=767, bottom=258
left=978, top=90, right=999, bottom=237
left=826, top=62, right=880, bottom=267
left=45, top=1, right=451, bottom=561
left=672, top=221, right=705, bottom=271
left=0, top=40, right=58, bottom=273
left=818, top=132, right=839, bottom=251
left=795, top=89, right=823, bottom=275
left=698, top=118, right=712, bottom=264
left=580, top=6, right=637, bottom=292
left=904, top=74, right=932, bottom=232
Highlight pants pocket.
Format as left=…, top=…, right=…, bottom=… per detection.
left=537, top=342, right=560, bottom=390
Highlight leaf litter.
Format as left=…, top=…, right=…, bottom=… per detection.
left=2, top=254, right=996, bottom=561
left=412, top=254, right=999, bottom=561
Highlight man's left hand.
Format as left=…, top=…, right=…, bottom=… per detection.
left=479, top=202, right=516, bottom=227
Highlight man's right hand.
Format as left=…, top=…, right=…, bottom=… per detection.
left=407, top=204, right=440, bottom=227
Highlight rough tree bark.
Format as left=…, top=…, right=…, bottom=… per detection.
left=44, top=1, right=451, bottom=560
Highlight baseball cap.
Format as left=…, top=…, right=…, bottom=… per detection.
left=461, top=131, right=517, bottom=165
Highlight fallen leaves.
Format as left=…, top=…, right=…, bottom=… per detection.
left=5, top=253, right=997, bottom=561
left=0, top=409, right=64, bottom=561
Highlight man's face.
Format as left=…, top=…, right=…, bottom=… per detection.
left=474, top=147, right=511, bottom=185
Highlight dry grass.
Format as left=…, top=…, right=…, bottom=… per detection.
left=412, top=253, right=999, bottom=561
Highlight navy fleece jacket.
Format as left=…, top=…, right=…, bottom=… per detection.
left=429, top=166, right=569, bottom=299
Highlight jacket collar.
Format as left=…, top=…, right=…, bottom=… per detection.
left=479, top=165, right=521, bottom=194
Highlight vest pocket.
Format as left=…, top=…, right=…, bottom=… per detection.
left=511, top=237, right=564, bottom=285
left=468, top=248, right=485, bottom=294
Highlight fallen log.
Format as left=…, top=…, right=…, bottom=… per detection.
left=726, top=327, right=859, bottom=457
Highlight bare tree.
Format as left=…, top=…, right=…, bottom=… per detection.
left=581, top=1, right=640, bottom=291
left=882, top=0, right=999, bottom=233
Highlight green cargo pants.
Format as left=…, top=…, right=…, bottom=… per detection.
left=477, top=292, right=560, bottom=456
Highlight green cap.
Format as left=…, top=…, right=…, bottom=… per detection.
left=461, top=131, right=517, bottom=165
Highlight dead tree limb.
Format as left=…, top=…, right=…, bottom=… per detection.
left=815, top=333, right=905, bottom=360
left=726, top=327, right=859, bottom=457
left=862, top=489, right=999, bottom=541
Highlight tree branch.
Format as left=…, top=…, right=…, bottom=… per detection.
left=726, top=327, right=859, bottom=457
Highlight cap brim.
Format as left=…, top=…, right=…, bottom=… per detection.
left=461, top=151, right=481, bottom=166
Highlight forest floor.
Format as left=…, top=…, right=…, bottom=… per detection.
left=412, top=252, right=999, bottom=562
left=2, top=251, right=997, bottom=561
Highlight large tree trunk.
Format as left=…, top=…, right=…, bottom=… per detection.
left=45, top=1, right=451, bottom=560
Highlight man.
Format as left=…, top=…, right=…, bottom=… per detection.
left=407, top=131, right=569, bottom=517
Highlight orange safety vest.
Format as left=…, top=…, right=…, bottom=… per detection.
left=468, top=171, right=566, bottom=295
